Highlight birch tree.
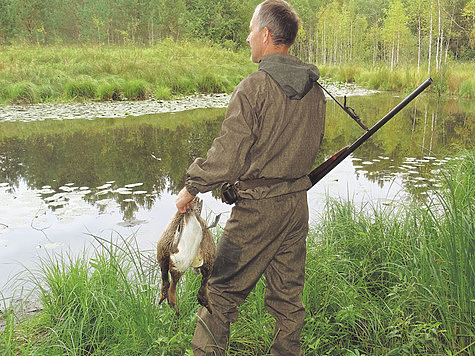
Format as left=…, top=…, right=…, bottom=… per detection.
left=381, top=0, right=411, bottom=69
left=407, top=0, right=428, bottom=72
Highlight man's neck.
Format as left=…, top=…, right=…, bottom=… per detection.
left=262, top=45, right=288, bottom=57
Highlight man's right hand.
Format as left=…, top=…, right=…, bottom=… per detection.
left=176, top=187, right=195, bottom=213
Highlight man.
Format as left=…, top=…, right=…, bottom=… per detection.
left=176, top=0, right=325, bottom=354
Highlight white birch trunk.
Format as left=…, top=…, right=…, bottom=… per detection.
left=323, top=22, right=326, bottom=65
left=315, top=28, right=319, bottom=64
left=435, top=0, right=441, bottom=72
left=397, top=31, right=400, bottom=67
left=428, top=1, right=433, bottom=75
left=418, top=18, right=421, bottom=72
left=390, top=40, right=395, bottom=70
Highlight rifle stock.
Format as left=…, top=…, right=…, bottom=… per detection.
left=308, top=78, right=433, bottom=188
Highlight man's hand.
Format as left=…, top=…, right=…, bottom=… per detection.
left=176, top=187, right=195, bottom=213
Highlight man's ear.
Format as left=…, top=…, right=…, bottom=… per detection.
left=263, top=26, right=271, bottom=44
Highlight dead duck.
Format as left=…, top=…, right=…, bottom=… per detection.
left=157, top=197, right=217, bottom=316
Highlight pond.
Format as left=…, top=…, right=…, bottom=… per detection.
left=0, top=87, right=472, bottom=299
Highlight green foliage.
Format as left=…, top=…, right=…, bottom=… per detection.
left=320, top=62, right=475, bottom=95
left=19, top=235, right=197, bottom=355
left=196, top=71, right=231, bottom=93
left=96, top=77, right=125, bottom=101
left=0, top=0, right=472, bottom=69
left=154, top=86, right=172, bottom=100
left=301, top=150, right=474, bottom=355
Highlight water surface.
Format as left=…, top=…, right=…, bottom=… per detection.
left=0, top=90, right=472, bottom=298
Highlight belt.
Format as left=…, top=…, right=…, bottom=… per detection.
left=221, top=178, right=297, bottom=205
left=236, top=178, right=291, bottom=190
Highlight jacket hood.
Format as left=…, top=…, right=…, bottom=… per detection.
left=258, top=53, right=320, bottom=100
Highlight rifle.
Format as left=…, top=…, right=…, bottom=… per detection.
left=308, top=78, right=433, bottom=187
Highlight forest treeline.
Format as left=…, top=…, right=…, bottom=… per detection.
left=0, top=0, right=473, bottom=70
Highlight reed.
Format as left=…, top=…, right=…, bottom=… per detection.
left=0, top=42, right=256, bottom=105
left=0, top=235, right=197, bottom=355
left=301, top=150, right=474, bottom=355
left=320, top=63, right=475, bottom=96
left=64, top=76, right=98, bottom=100
left=7, top=81, right=39, bottom=104
left=1, top=151, right=473, bottom=355
left=459, top=78, right=475, bottom=98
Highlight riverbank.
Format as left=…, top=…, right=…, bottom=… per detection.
left=319, top=62, right=475, bottom=97
left=1, top=150, right=473, bottom=355
left=0, top=81, right=376, bottom=123
left=1, top=43, right=473, bottom=105
left=0, top=42, right=256, bottom=105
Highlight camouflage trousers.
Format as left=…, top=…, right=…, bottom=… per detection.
left=192, top=191, right=308, bottom=356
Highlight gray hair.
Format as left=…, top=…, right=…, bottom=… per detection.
left=256, top=0, right=300, bottom=47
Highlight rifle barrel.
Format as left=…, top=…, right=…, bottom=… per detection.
left=308, top=78, right=433, bottom=187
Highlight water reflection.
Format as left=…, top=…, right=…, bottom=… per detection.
left=321, top=94, right=472, bottom=200
left=0, top=108, right=224, bottom=222
left=0, top=94, right=472, bottom=222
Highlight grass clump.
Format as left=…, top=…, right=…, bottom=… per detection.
left=459, top=77, right=475, bottom=98
left=0, top=235, right=198, bottom=355
left=96, top=77, right=125, bottom=101
left=154, top=86, right=172, bottom=100
left=64, top=76, right=97, bottom=100
left=7, top=82, right=39, bottom=104
left=123, top=79, right=149, bottom=100
left=320, top=62, right=475, bottom=96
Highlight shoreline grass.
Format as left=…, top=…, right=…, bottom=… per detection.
left=1, top=150, right=473, bottom=355
left=1, top=43, right=473, bottom=105
left=319, top=63, right=475, bottom=97
left=0, top=41, right=256, bottom=105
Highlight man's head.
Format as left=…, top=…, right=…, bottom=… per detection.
left=247, top=0, right=300, bottom=63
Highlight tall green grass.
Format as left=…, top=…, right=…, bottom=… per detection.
left=0, top=41, right=256, bottom=104
left=0, top=235, right=199, bottom=355
left=301, top=150, right=474, bottom=355
left=320, top=63, right=475, bottom=97
left=1, top=151, right=473, bottom=355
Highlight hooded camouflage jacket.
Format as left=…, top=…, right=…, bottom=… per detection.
left=185, top=53, right=326, bottom=200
